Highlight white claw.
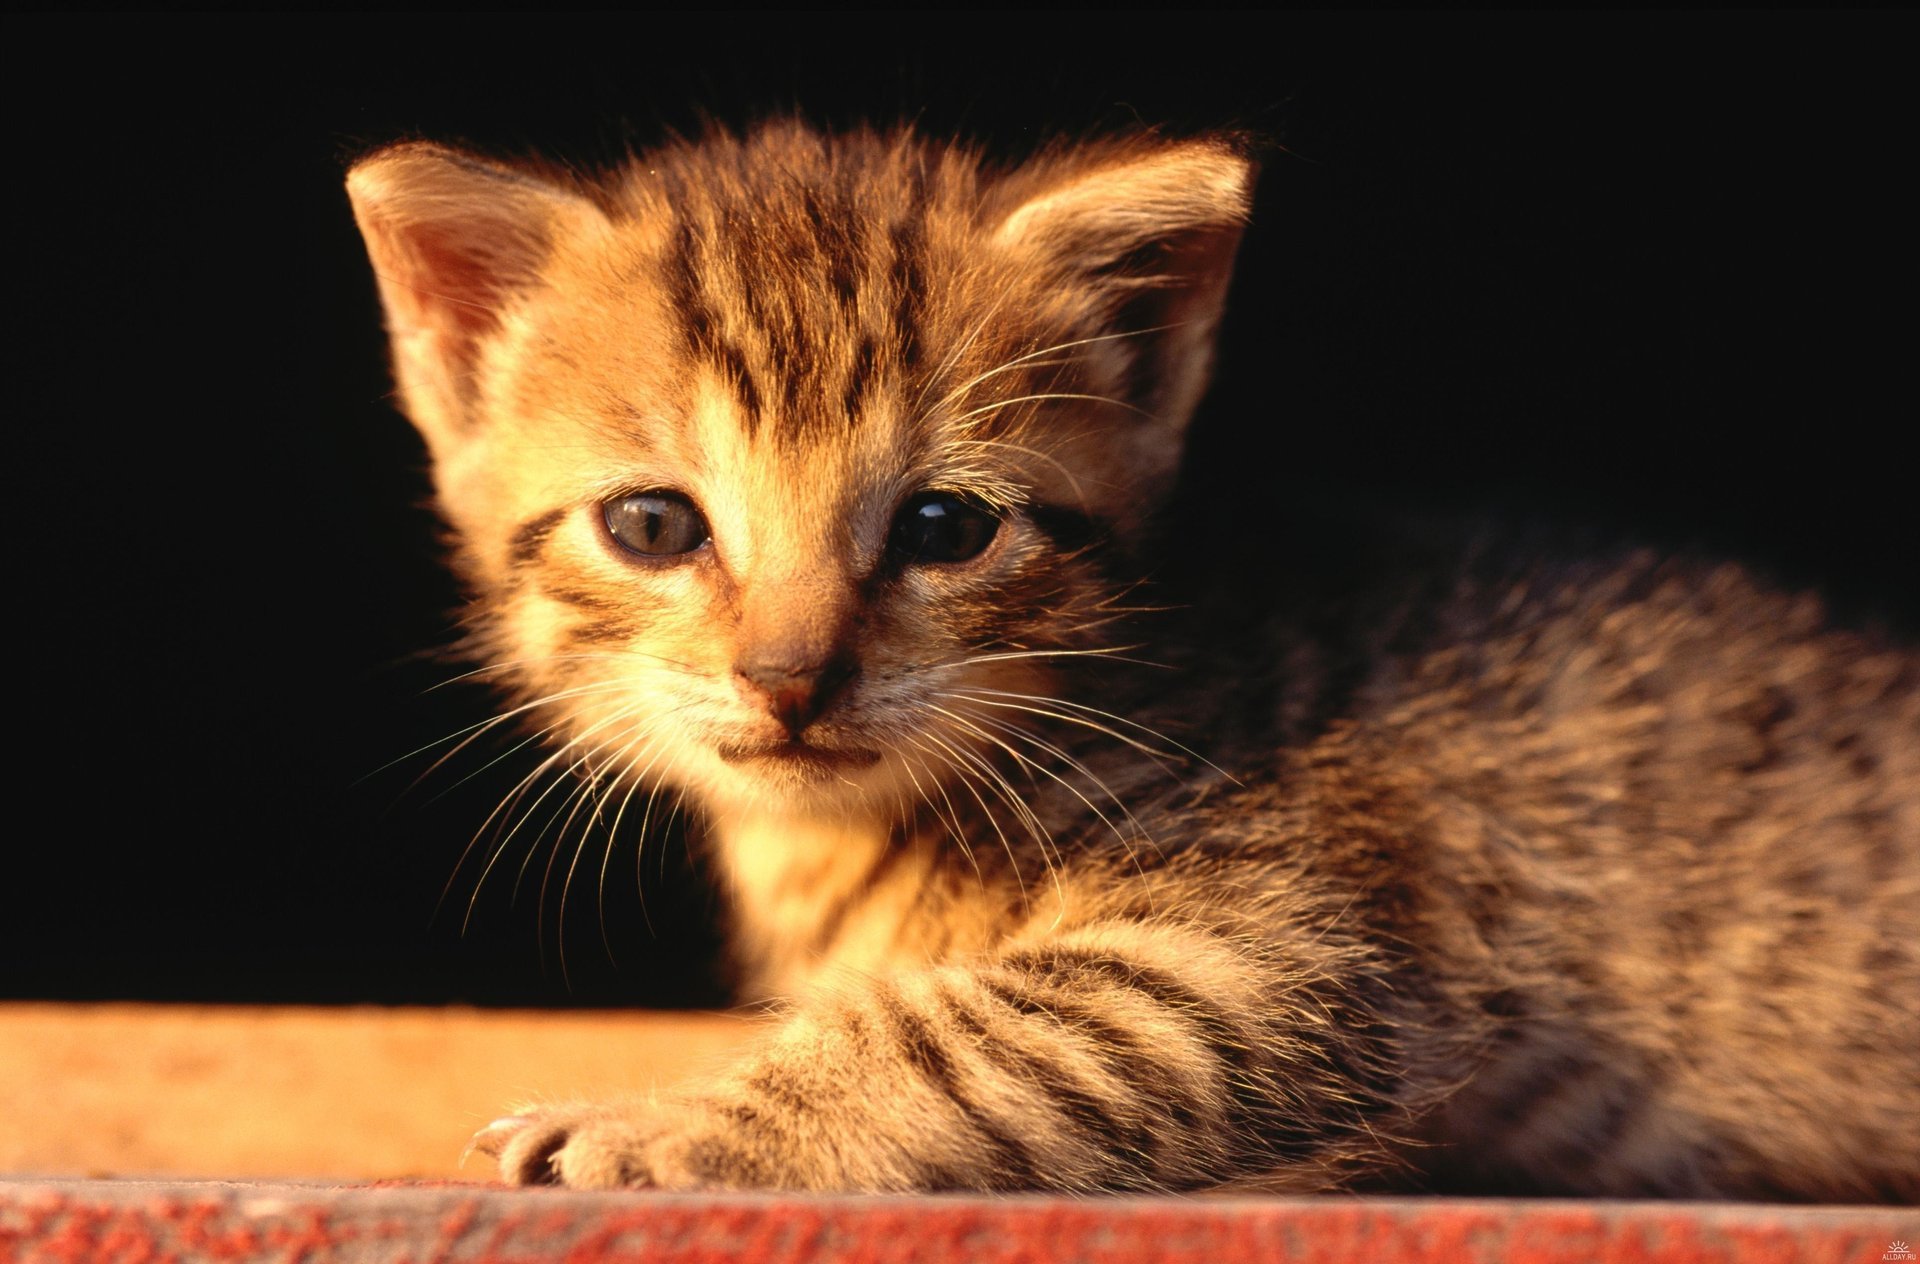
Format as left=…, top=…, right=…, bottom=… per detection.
left=464, top=1115, right=530, bottom=1165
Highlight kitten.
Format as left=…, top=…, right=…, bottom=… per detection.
left=347, top=123, right=1918, bottom=1198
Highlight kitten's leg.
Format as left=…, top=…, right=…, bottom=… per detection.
left=472, top=918, right=1403, bottom=1192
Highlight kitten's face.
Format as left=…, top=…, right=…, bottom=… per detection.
left=350, top=126, right=1248, bottom=821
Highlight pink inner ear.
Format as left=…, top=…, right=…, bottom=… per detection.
left=386, top=226, right=512, bottom=356
left=349, top=144, right=601, bottom=437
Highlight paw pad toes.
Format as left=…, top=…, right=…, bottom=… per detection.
left=495, top=1119, right=576, bottom=1186
left=551, top=1121, right=657, bottom=1189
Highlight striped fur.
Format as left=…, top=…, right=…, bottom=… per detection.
left=349, top=124, right=1919, bottom=1198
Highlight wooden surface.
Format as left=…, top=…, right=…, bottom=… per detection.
left=2, top=1006, right=1912, bottom=1262
left=2, top=1182, right=1911, bottom=1264
left=0, top=1004, right=760, bottom=1180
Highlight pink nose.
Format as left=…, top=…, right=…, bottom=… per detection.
left=734, top=655, right=859, bottom=737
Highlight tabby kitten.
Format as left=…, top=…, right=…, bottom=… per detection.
left=347, top=123, right=1918, bottom=1198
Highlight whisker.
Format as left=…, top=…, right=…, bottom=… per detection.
left=553, top=731, right=645, bottom=989
left=409, top=683, right=646, bottom=804
left=941, top=691, right=1177, bottom=772
left=619, top=723, right=701, bottom=948
left=543, top=762, right=613, bottom=987
left=927, top=644, right=1171, bottom=673
left=948, top=391, right=1161, bottom=430
left=894, top=745, right=984, bottom=886
left=920, top=705, right=1072, bottom=905
left=598, top=730, right=681, bottom=955
left=420, top=649, right=704, bottom=691
left=913, top=728, right=1059, bottom=895
left=905, top=736, right=993, bottom=887
left=456, top=697, right=656, bottom=934
left=931, top=701, right=1164, bottom=889
left=918, top=723, right=1054, bottom=848
left=543, top=700, right=705, bottom=970
left=909, top=292, right=1012, bottom=418
left=951, top=687, right=1242, bottom=787
left=513, top=709, right=650, bottom=914
left=943, top=435, right=1100, bottom=506
left=362, top=677, right=638, bottom=790
left=904, top=740, right=980, bottom=880
left=597, top=754, right=652, bottom=955
left=967, top=716, right=1164, bottom=909
left=921, top=324, right=1179, bottom=420
left=431, top=710, right=608, bottom=930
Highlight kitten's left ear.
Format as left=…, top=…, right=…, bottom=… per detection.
left=995, top=138, right=1253, bottom=440
left=347, top=143, right=610, bottom=463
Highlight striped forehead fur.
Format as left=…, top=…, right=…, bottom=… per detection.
left=572, top=125, right=1251, bottom=450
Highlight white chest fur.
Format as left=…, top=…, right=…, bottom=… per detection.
left=710, top=808, right=908, bottom=995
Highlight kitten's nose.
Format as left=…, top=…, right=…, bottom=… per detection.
left=734, top=654, right=859, bottom=737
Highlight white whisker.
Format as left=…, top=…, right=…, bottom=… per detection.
left=944, top=688, right=1236, bottom=785
left=920, top=324, right=1178, bottom=420
left=949, top=391, right=1160, bottom=430
left=930, top=700, right=1165, bottom=892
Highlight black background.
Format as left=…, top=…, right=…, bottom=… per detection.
left=10, top=14, right=1914, bottom=1007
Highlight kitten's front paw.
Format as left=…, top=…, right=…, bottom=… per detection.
left=469, top=1102, right=706, bottom=1190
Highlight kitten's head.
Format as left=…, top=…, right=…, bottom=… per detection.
left=349, top=123, right=1249, bottom=821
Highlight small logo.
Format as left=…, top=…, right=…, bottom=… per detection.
left=1884, top=1242, right=1916, bottom=1262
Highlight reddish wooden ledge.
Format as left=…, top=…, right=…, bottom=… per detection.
left=1, top=1182, right=1911, bottom=1264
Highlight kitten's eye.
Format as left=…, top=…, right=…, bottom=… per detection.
left=889, top=493, right=1000, bottom=565
left=603, top=492, right=711, bottom=558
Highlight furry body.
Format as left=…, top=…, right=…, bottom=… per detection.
left=348, top=124, right=1918, bottom=1199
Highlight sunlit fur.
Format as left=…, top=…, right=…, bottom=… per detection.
left=351, top=123, right=1918, bottom=1199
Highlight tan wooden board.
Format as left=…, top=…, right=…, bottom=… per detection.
left=0, top=1004, right=761, bottom=1180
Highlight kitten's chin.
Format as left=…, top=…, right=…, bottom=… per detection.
left=715, top=739, right=884, bottom=775
left=695, top=736, right=904, bottom=815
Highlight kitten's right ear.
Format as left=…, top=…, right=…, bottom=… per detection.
left=993, top=139, right=1253, bottom=467
left=347, top=143, right=607, bottom=458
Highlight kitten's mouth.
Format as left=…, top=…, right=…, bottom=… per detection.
left=716, top=740, right=883, bottom=774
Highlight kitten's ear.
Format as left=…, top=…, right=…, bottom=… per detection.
left=995, top=139, right=1253, bottom=439
left=347, top=143, right=608, bottom=458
